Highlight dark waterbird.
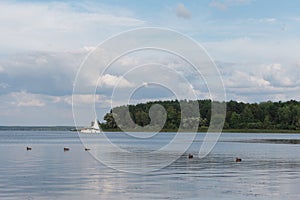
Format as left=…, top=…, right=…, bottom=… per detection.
left=26, top=146, right=32, bottom=151
left=64, top=147, right=70, bottom=152
left=188, top=154, right=194, bottom=159
left=235, top=157, right=242, bottom=162
left=84, top=148, right=90, bottom=151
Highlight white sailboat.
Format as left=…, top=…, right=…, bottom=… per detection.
left=80, top=118, right=101, bottom=133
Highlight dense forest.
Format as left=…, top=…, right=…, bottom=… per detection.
left=101, top=100, right=300, bottom=131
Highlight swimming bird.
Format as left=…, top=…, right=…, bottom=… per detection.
left=235, top=157, right=242, bottom=162
left=84, top=148, right=90, bottom=151
left=188, top=154, right=193, bottom=159
left=64, top=147, right=70, bottom=152
left=26, top=146, right=32, bottom=151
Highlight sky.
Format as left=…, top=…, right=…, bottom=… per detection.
left=0, top=0, right=299, bottom=126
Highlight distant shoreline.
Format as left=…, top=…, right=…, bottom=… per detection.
left=221, top=129, right=300, bottom=133
left=0, top=126, right=76, bottom=131
left=0, top=126, right=299, bottom=133
left=101, top=128, right=300, bottom=134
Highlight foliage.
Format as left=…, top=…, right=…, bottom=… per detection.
left=101, top=99, right=300, bottom=131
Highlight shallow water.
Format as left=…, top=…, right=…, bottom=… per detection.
left=0, top=131, right=299, bottom=199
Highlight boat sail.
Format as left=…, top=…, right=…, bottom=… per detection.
left=80, top=118, right=101, bottom=133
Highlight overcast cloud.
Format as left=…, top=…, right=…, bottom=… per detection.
left=0, top=0, right=299, bottom=125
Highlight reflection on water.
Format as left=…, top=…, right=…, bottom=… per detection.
left=0, top=131, right=299, bottom=199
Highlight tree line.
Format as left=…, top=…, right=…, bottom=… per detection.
left=101, top=99, right=300, bottom=131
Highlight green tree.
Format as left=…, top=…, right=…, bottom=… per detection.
left=135, top=111, right=150, bottom=127
left=103, top=112, right=117, bottom=129
left=241, top=105, right=254, bottom=128
left=229, top=112, right=241, bottom=129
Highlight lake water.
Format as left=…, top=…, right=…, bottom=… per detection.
left=0, top=131, right=299, bottom=199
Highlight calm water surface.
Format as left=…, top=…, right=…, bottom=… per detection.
left=0, top=131, right=299, bottom=199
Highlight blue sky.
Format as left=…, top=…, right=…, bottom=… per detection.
left=0, top=0, right=299, bottom=125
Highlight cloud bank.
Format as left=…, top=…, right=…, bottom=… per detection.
left=0, top=0, right=299, bottom=125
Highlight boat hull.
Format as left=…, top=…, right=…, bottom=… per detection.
left=80, top=129, right=101, bottom=133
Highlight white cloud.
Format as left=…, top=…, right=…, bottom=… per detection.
left=289, top=17, right=300, bottom=22
left=66, top=94, right=105, bottom=105
left=0, top=91, right=74, bottom=125
left=221, top=61, right=300, bottom=102
left=83, top=46, right=97, bottom=52
left=175, top=3, right=191, bottom=19
left=35, top=56, right=48, bottom=65
left=70, top=94, right=128, bottom=110
left=0, top=83, right=9, bottom=89
left=204, top=37, right=300, bottom=64
left=261, top=18, right=277, bottom=23
left=209, top=0, right=253, bottom=10
left=0, top=50, right=87, bottom=95
left=209, top=1, right=228, bottom=10
left=262, top=63, right=299, bottom=87
left=246, top=17, right=277, bottom=24
left=10, top=91, right=46, bottom=107
left=225, top=70, right=270, bottom=88
left=0, top=1, right=145, bottom=53
left=98, top=74, right=134, bottom=88
left=117, top=56, right=140, bottom=67
left=142, top=82, right=149, bottom=87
